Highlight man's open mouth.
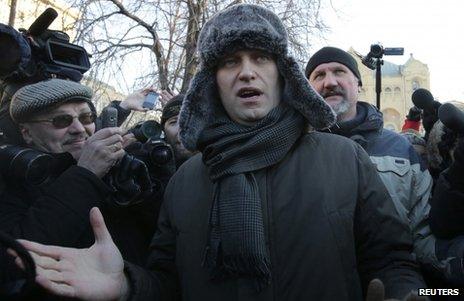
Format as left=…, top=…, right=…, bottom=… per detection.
left=237, top=87, right=263, bottom=98
left=323, top=92, right=343, bottom=98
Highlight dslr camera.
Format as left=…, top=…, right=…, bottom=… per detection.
left=101, top=108, right=175, bottom=207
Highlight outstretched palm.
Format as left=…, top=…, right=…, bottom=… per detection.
left=16, top=208, right=126, bottom=301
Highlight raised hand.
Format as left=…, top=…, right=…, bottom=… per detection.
left=120, top=88, right=156, bottom=112
left=160, top=90, right=174, bottom=103
left=14, top=208, right=128, bottom=301
left=77, top=127, right=126, bottom=178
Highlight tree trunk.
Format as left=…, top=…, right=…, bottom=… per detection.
left=8, top=0, right=18, bottom=26
left=181, top=0, right=205, bottom=93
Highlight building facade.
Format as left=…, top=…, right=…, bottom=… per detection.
left=349, top=48, right=430, bottom=131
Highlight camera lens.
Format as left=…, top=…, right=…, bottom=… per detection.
left=150, top=144, right=173, bottom=165
left=131, top=120, right=162, bottom=143
left=1, top=146, right=54, bottom=186
left=370, top=44, right=383, bottom=58
left=25, top=155, right=52, bottom=185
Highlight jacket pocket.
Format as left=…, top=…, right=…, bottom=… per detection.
left=371, top=156, right=412, bottom=219
left=373, top=156, right=409, bottom=177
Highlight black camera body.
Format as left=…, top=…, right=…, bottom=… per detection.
left=368, top=44, right=404, bottom=59
left=361, top=43, right=404, bottom=70
left=0, top=144, right=75, bottom=187
left=0, top=8, right=90, bottom=83
left=127, top=120, right=175, bottom=174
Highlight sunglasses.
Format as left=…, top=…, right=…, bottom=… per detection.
left=30, top=112, right=96, bottom=129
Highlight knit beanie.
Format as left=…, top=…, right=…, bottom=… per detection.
left=305, top=46, right=362, bottom=86
left=10, top=79, right=95, bottom=123
left=161, top=94, right=184, bottom=127
left=179, top=4, right=335, bottom=151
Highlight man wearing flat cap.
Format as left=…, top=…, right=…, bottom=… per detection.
left=305, top=47, right=446, bottom=282
left=0, top=79, right=159, bottom=298
left=16, top=5, right=425, bottom=301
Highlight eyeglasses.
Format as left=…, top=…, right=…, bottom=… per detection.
left=30, top=112, right=96, bottom=129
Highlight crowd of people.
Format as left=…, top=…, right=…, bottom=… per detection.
left=1, top=3, right=464, bottom=301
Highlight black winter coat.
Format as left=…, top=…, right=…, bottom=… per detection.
left=124, top=132, right=424, bottom=301
left=0, top=165, right=160, bottom=300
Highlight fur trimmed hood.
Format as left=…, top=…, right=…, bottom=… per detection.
left=427, top=101, right=464, bottom=172
left=179, top=4, right=335, bottom=151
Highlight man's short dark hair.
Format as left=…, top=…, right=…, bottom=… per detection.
left=161, top=94, right=184, bottom=127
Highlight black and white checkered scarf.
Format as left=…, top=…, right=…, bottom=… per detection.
left=198, top=104, right=305, bottom=290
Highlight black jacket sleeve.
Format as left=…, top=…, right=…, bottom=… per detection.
left=0, top=165, right=113, bottom=246
left=353, top=144, right=426, bottom=299
left=124, top=172, right=180, bottom=301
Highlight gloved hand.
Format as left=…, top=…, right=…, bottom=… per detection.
left=104, top=154, right=153, bottom=207
left=406, top=106, right=422, bottom=122
left=365, top=279, right=428, bottom=301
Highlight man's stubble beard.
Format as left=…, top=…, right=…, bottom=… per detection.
left=331, top=99, right=351, bottom=121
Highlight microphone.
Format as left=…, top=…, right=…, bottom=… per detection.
left=27, top=8, right=58, bottom=36
left=412, top=88, right=434, bottom=110
left=438, top=103, right=464, bottom=134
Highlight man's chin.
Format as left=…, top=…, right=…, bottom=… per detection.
left=325, top=94, right=343, bottom=102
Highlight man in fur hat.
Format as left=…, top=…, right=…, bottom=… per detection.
left=15, top=4, right=425, bottom=300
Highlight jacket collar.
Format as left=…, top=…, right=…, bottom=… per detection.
left=328, top=101, right=383, bottom=136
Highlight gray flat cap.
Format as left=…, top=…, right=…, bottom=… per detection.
left=10, top=79, right=94, bottom=123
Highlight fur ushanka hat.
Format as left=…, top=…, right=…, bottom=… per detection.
left=178, top=4, right=335, bottom=151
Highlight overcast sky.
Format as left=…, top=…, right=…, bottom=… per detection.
left=314, top=0, right=463, bottom=102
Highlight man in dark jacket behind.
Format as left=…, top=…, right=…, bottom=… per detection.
left=16, top=4, right=425, bottom=301
left=305, top=47, right=443, bottom=276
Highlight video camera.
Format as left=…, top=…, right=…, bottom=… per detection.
left=0, top=7, right=91, bottom=145
left=361, top=43, right=404, bottom=70
left=0, top=7, right=90, bottom=83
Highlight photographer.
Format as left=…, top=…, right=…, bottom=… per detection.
left=0, top=79, right=160, bottom=298
left=160, top=93, right=195, bottom=168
